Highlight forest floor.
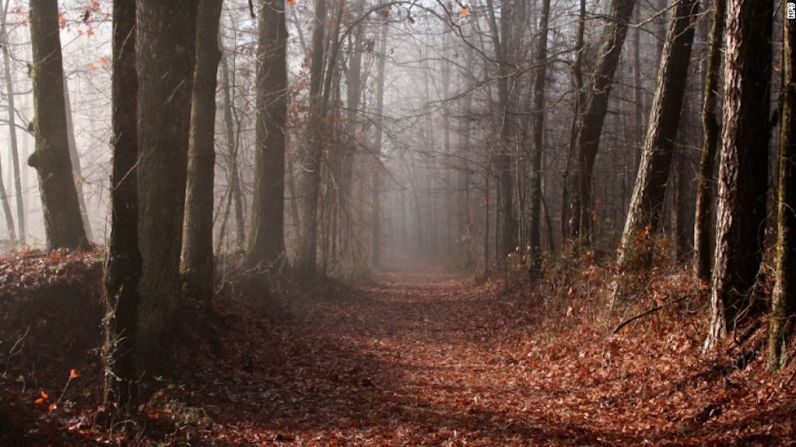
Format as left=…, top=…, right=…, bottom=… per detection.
left=1, top=252, right=796, bottom=446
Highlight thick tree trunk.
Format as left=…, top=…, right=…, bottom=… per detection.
left=693, top=0, right=725, bottom=282
left=181, top=0, right=222, bottom=302
left=528, top=0, right=551, bottom=275
left=135, top=0, right=197, bottom=368
left=294, top=0, right=327, bottom=278
left=768, top=10, right=796, bottom=370
left=562, top=0, right=635, bottom=248
left=704, top=0, right=772, bottom=351
left=1, top=10, right=24, bottom=246
left=616, top=0, right=698, bottom=269
left=103, top=0, right=140, bottom=408
left=28, top=0, right=88, bottom=251
left=245, top=0, right=288, bottom=272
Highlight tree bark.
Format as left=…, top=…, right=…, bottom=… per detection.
left=103, top=0, right=140, bottom=408
left=616, top=0, right=699, bottom=269
left=135, top=0, right=197, bottom=368
left=704, top=0, right=772, bottom=351
left=28, top=0, right=88, bottom=250
left=768, top=8, right=796, bottom=370
left=562, top=0, right=635, bottom=248
left=693, top=0, right=725, bottom=282
left=181, top=0, right=222, bottom=302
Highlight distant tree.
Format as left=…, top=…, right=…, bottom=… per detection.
left=693, top=0, right=726, bottom=282
left=135, top=0, right=197, bottom=367
left=768, top=8, right=796, bottom=370
left=294, top=0, right=327, bottom=278
left=1, top=5, right=24, bottom=246
left=562, top=0, right=635, bottom=248
left=528, top=0, right=552, bottom=275
left=704, top=0, right=772, bottom=351
left=27, top=0, right=88, bottom=250
left=245, top=0, right=289, bottom=273
left=182, top=0, right=223, bottom=301
left=103, top=0, right=140, bottom=408
left=371, top=8, right=389, bottom=267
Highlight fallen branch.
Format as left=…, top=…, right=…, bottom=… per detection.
left=612, top=294, right=696, bottom=334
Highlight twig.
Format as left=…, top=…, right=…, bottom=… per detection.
left=612, top=294, right=695, bottom=334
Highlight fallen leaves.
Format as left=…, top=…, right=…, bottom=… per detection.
left=2, top=253, right=795, bottom=445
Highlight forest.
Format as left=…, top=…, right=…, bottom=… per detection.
left=0, top=0, right=795, bottom=445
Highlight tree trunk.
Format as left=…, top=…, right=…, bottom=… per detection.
left=63, top=77, right=93, bottom=243
left=0, top=142, right=14, bottom=243
left=768, top=9, right=796, bottom=370
left=693, top=0, right=725, bottom=282
left=562, top=0, right=635, bottom=248
left=294, top=0, right=327, bottom=278
left=561, top=0, right=585, bottom=245
left=371, top=10, right=388, bottom=268
left=245, top=0, right=288, bottom=272
left=1, top=8, right=24, bottom=246
left=528, top=0, right=551, bottom=275
left=219, top=54, right=246, bottom=250
left=181, top=0, right=222, bottom=302
left=704, top=0, right=772, bottom=351
left=27, top=0, right=88, bottom=250
left=103, top=0, right=140, bottom=408
left=135, top=0, right=197, bottom=368
left=616, top=0, right=698, bottom=269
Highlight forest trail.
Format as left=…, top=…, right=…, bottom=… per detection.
left=190, top=271, right=695, bottom=446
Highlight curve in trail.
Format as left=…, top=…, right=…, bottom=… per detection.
left=198, top=271, right=637, bottom=446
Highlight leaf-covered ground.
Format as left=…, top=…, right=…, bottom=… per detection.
left=1, top=253, right=795, bottom=445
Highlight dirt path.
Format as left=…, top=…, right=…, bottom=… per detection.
left=186, top=272, right=618, bottom=446
left=181, top=271, right=792, bottom=446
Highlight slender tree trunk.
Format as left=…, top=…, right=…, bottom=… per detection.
left=135, top=0, right=197, bottom=368
left=1, top=9, right=24, bottom=246
left=528, top=0, right=551, bottom=275
left=704, top=0, right=772, bottom=351
left=562, top=0, right=635, bottom=248
left=181, top=0, right=222, bottom=302
left=245, top=0, right=288, bottom=271
left=615, top=0, right=698, bottom=269
left=28, top=0, right=88, bottom=251
left=295, top=0, right=327, bottom=278
left=693, top=0, right=725, bottom=282
left=219, top=54, right=245, bottom=250
left=63, top=77, right=93, bottom=243
left=768, top=9, right=796, bottom=370
left=0, top=144, right=14, bottom=243
left=103, top=0, right=140, bottom=408
left=371, top=10, right=388, bottom=268
left=562, top=0, right=585, bottom=246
